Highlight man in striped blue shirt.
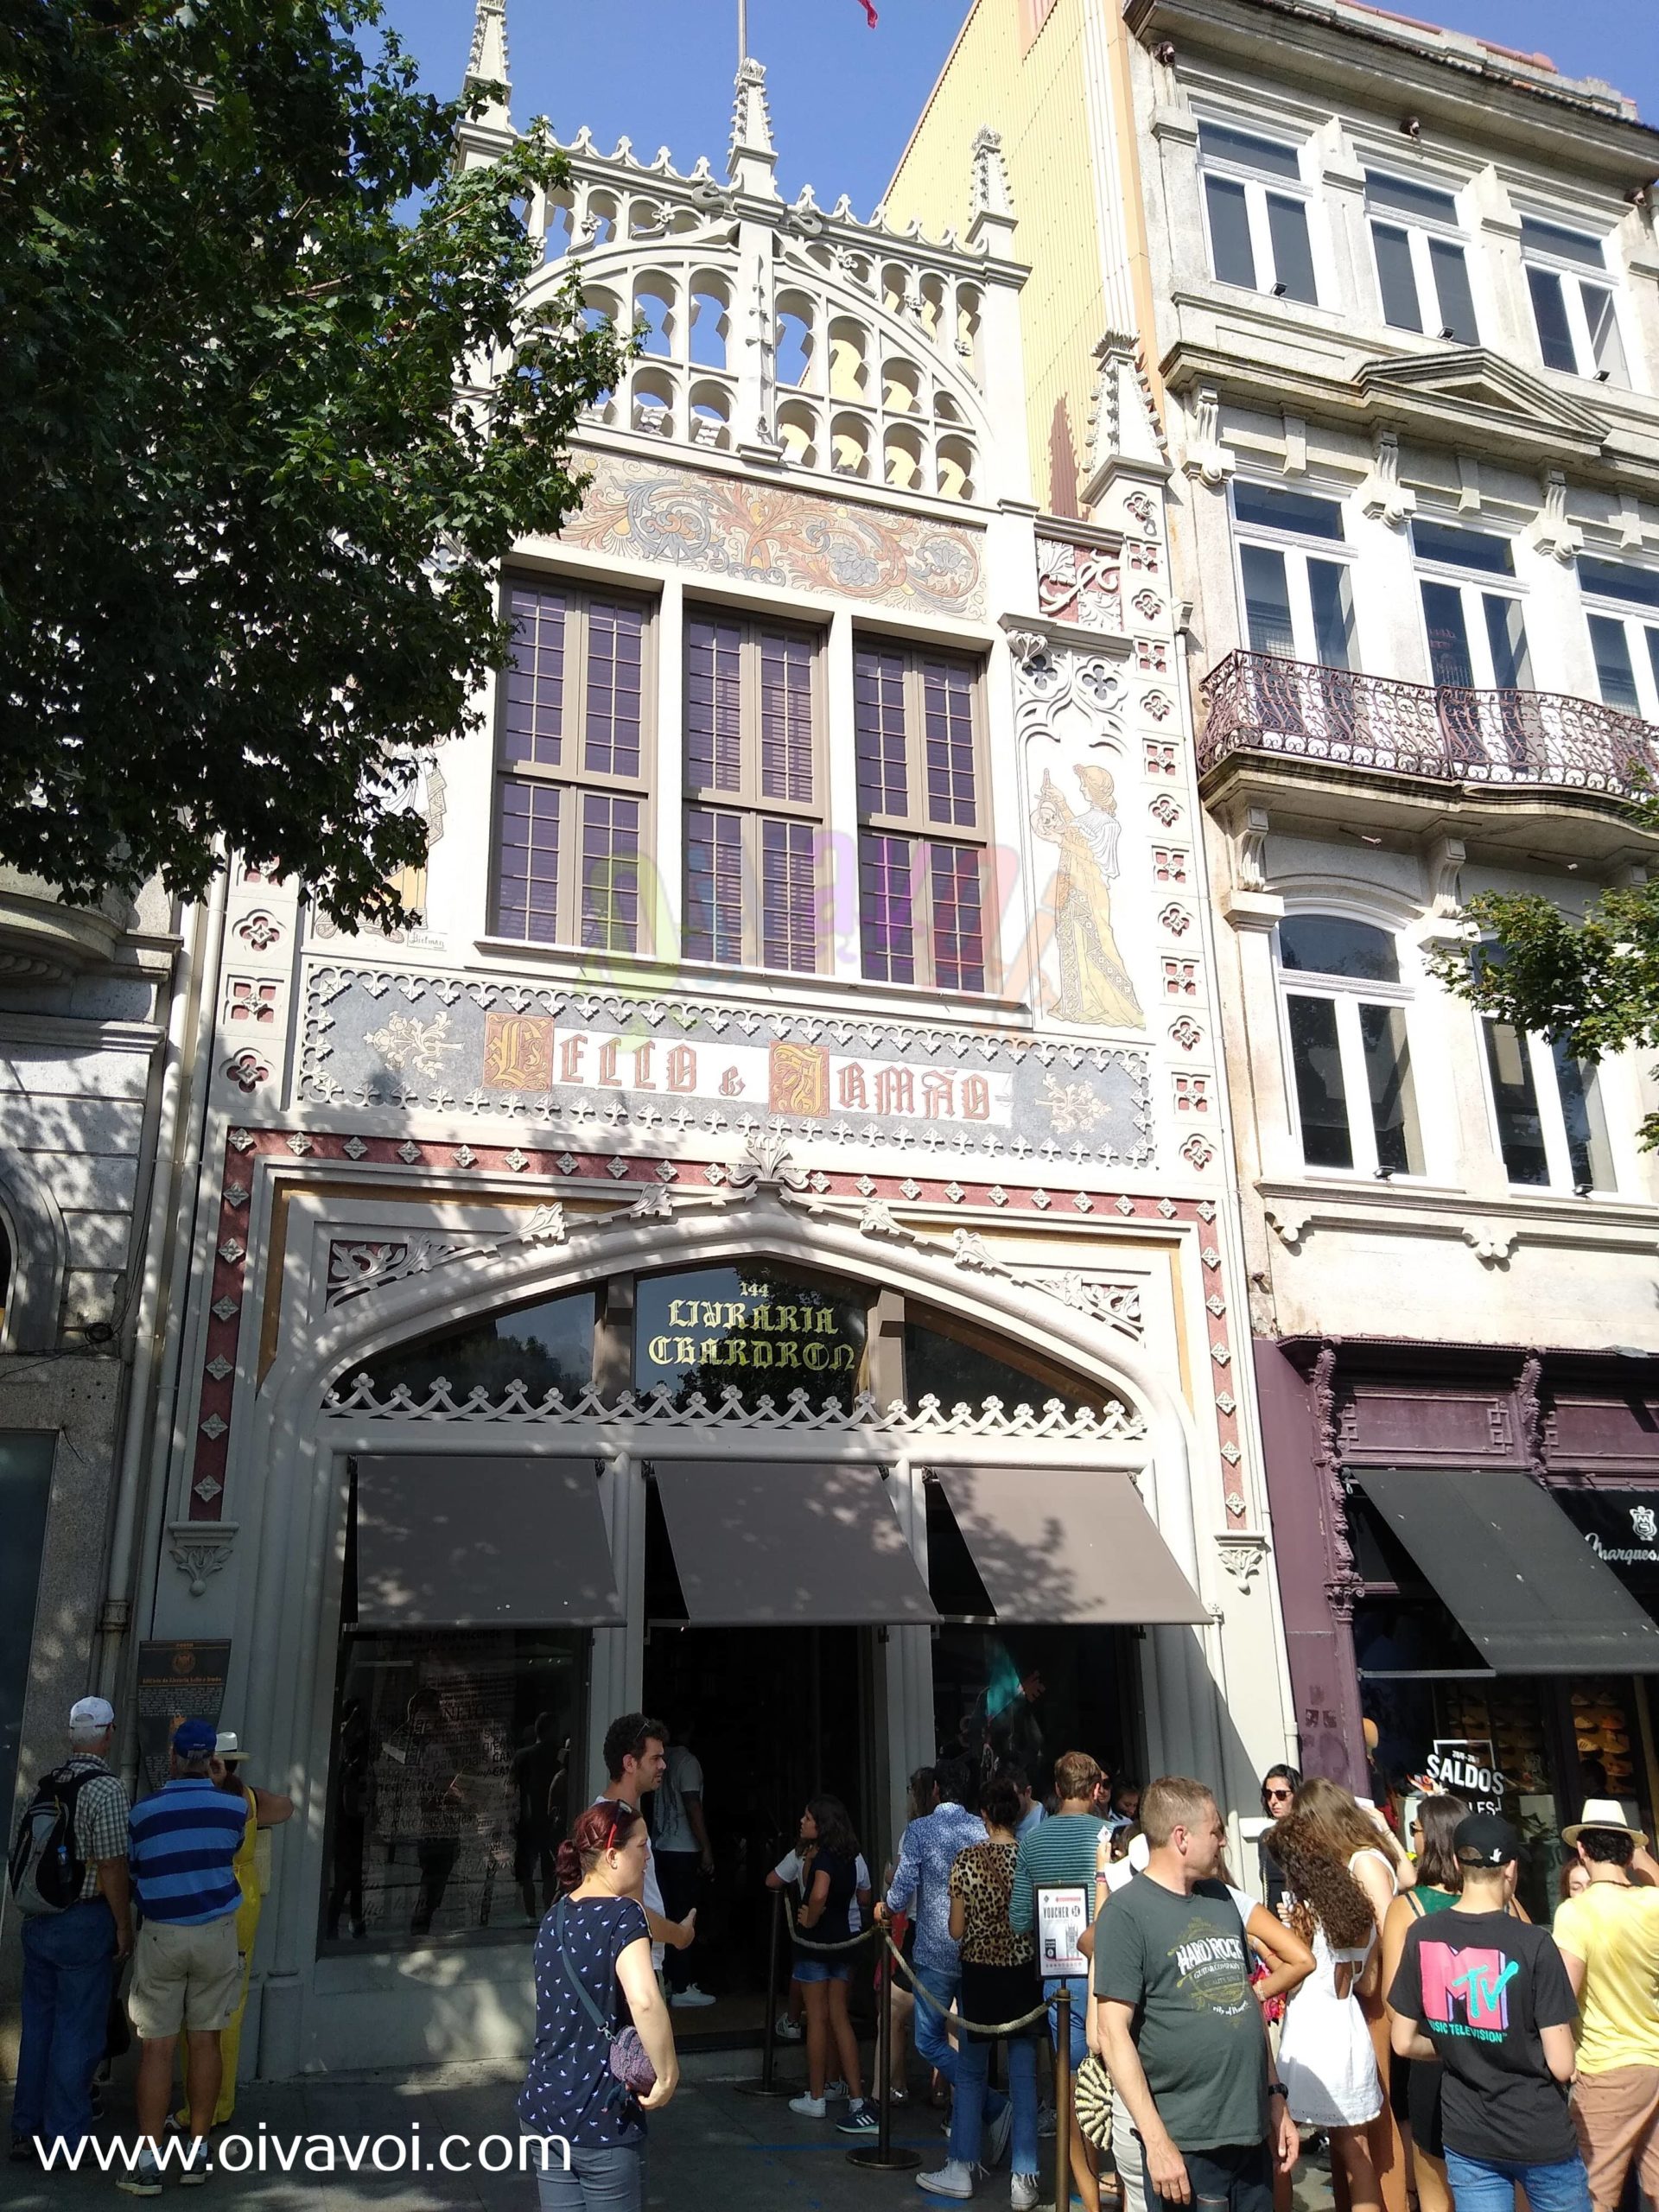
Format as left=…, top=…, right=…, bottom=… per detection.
left=121, top=1719, right=248, bottom=2192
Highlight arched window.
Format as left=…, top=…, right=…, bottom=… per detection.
left=1277, top=913, right=1424, bottom=1176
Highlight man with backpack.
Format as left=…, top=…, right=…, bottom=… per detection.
left=8, top=1695, right=133, bottom=2164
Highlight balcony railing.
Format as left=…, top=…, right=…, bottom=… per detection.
left=1198, top=650, right=1659, bottom=798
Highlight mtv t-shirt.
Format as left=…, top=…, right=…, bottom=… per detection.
left=1389, top=1910, right=1578, bottom=2165
left=1093, top=1873, right=1264, bottom=2153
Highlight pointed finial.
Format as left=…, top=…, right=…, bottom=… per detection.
left=967, top=126, right=1017, bottom=253
left=1082, top=330, right=1170, bottom=505
left=465, top=0, right=512, bottom=134
left=728, top=55, right=780, bottom=200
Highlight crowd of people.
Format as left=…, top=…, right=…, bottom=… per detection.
left=15, top=1698, right=1659, bottom=2212
left=8, top=1698, right=293, bottom=2190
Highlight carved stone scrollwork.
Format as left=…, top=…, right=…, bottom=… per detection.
left=1181, top=387, right=1236, bottom=488
left=1217, top=1534, right=1269, bottom=1591
left=1532, top=469, right=1584, bottom=565
left=168, top=1522, right=238, bottom=1598
left=1358, top=428, right=1415, bottom=527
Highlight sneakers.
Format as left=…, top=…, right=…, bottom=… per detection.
left=774, top=2013, right=804, bottom=2043
left=985, top=2101, right=1014, bottom=2171
left=825, top=2078, right=850, bottom=2101
left=177, top=2139, right=212, bottom=2188
left=1037, top=2101, right=1057, bottom=2139
left=917, top=2159, right=976, bottom=2200
left=788, top=2093, right=827, bottom=2119
left=1011, top=2176, right=1039, bottom=2211
left=671, top=1984, right=718, bottom=2009
left=837, top=2099, right=880, bottom=2136
left=116, top=2152, right=164, bottom=2198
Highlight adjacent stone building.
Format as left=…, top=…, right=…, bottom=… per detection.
left=891, top=0, right=1659, bottom=1910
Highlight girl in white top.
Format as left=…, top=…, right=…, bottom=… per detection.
left=1290, top=1778, right=1414, bottom=2212
left=1269, top=1814, right=1384, bottom=2212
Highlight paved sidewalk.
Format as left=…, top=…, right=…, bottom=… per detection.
left=7, top=2056, right=1339, bottom=2211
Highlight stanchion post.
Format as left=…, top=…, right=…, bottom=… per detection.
left=848, top=1932, right=920, bottom=2173
left=734, top=1885, right=793, bottom=2099
left=1054, top=1981, right=1074, bottom=2212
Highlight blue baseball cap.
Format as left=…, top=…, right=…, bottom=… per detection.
left=172, top=1718, right=219, bottom=1758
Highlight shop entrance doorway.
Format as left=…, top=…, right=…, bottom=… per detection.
left=641, top=1622, right=878, bottom=2040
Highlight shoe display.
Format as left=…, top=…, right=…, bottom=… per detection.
left=836, top=2100, right=880, bottom=2136
left=1011, top=2175, right=1039, bottom=2211
left=788, top=2094, right=827, bottom=2119
left=916, top=2158, right=976, bottom=2200
left=671, top=1984, right=717, bottom=2008
left=774, top=2013, right=804, bottom=2043
left=985, top=2101, right=1014, bottom=2169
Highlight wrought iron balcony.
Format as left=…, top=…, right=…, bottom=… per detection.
left=1198, top=650, right=1659, bottom=799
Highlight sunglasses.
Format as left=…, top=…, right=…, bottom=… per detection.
left=1263, top=1786, right=1293, bottom=1804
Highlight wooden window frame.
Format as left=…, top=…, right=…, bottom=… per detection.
left=492, top=576, right=657, bottom=955
left=853, top=639, right=992, bottom=995
left=683, top=609, right=827, bottom=976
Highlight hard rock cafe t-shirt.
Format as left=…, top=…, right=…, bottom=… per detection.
left=1389, top=1910, right=1578, bottom=2166
left=1093, top=1873, right=1264, bottom=2152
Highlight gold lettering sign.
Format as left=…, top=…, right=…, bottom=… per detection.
left=482, top=1013, right=554, bottom=1091
left=769, top=1041, right=830, bottom=1116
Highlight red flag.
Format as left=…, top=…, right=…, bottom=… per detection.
left=855, top=0, right=878, bottom=22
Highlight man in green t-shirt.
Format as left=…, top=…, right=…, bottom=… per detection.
left=1095, top=1776, right=1296, bottom=2212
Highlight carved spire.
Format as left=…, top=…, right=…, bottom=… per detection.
left=1081, top=330, right=1169, bottom=507
left=967, top=126, right=1016, bottom=252
left=728, top=56, right=779, bottom=200
left=464, top=0, right=512, bottom=134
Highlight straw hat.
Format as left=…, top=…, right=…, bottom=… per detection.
left=1561, top=1797, right=1647, bottom=1847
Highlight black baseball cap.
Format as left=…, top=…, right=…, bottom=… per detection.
left=1453, top=1812, right=1522, bottom=1867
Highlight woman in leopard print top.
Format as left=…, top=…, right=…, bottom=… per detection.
left=943, top=1778, right=1042, bottom=2205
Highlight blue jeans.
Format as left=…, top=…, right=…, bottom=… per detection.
left=1444, top=2148, right=1590, bottom=2212
left=912, top=1965, right=1005, bottom=2151
left=14, top=1898, right=117, bottom=2148
left=955, top=2033, right=1039, bottom=2176
left=531, top=2140, right=643, bottom=2211
left=1043, top=1974, right=1089, bottom=2070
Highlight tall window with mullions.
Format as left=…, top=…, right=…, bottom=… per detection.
left=853, top=643, right=988, bottom=993
left=682, top=613, right=823, bottom=974
left=493, top=579, right=652, bottom=956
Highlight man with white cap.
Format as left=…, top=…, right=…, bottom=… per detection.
left=8, top=1696, right=132, bottom=2164
left=1553, top=1798, right=1659, bottom=2212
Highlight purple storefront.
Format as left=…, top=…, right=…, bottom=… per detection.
left=1259, top=1336, right=1659, bottom=1917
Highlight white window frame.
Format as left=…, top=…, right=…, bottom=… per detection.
left=1273, top=919, right=1429, bottom=1182
left=1580, top=559, right=1659, bottom=723
left=1519, top=218, right=1635, bottom=386
left=1477, top=1016, right=1619, bottom=1197
left=1362, top=170, right=1478, bottom=342
left=1230, top=481, right=1357, bottom=667
left=1197, top=120, right=1320, bottom=304
left=1411, top=528, right=1530, bottom=693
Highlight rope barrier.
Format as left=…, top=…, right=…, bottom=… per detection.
left=875, top=1926, right=1052, bottom=2037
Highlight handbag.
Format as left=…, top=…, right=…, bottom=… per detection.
left=555, top=1899, right=657, bottom=2110
left=1075, top=2052, right=1113, bottom=2152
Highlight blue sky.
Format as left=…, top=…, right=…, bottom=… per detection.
left=378, top=0, right=1658, bottom=218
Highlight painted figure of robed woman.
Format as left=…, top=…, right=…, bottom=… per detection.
left=1030, top=764, right=1145, bottom=1027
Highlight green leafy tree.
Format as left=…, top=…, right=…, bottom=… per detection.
left=0, top=0, right=628, bottom=926
left=1431, top=794, right=1659, bottom=1148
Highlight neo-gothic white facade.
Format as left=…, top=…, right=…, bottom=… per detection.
left=54, top=2, right=1299, bottom=2083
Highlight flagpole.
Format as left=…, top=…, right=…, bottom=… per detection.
left=738, top=0, right=747, bottom=64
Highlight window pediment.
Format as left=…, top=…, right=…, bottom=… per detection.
left=1354, top=347, right=1608, bottom=459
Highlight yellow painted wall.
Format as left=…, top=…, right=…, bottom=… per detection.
left=887, top=0, right=1109, bottom=516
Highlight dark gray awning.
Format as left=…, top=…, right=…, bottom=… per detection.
left=931, top=1466, right=1208, bottom=1625
left=1352, top=1465, right=1659, bottom=1674
left=353, top=1455, right=625, bottom=1630
left=651, top=1459, right=938, bottom=1626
